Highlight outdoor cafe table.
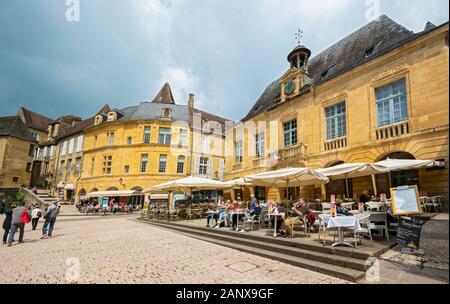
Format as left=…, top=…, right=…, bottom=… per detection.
left=320, top=214, right=362, bottom=248
left=229, top=211, right=245, bottom=231
left=267, top=212, right=286, bottom=238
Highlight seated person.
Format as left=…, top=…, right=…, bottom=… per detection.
left=359, top=190, right=371, bottom=204
left=250, top=202, right=262, bottom=217
left=206, top=211, right=219, bottom=227
left=336, top=201, right=351, bottom=216
left=284, top=199, right=315, bottom=237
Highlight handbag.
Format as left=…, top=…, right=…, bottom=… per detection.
left=21, top=209, right=31, bottom=224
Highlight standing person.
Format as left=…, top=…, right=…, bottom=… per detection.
left=6, top=202, right=31, bottom=247
left=2, top=203, right=14, bottom=245
left=31, top=205, right=42, bottom=230
left=127, top=202, right=133, bottom=214
left=41, top=201, right=60, bottom=239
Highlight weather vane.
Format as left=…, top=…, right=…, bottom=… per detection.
left=295, top=29, right=303, bottom=45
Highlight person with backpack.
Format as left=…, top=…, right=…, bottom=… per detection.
left=6, top=202, right=31, bottom=247
left=31, top=205, right=43, bottom=230
left=41, top=201, right=60, bottom=239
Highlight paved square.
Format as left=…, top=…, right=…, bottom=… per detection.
left=0, top=215, right=349, bottom=284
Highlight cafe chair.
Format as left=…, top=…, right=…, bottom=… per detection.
left=369, top=212, right=390, bottom=241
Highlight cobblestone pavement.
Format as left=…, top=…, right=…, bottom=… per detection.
left=0, top=215, right=348, bottom=284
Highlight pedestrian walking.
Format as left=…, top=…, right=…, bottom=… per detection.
left=2, top=203, right=14, bottom=245
left=31, top=205, right=42, bottom=230
left=41, top=201, right=60, bottom=239
left=0, top=199, right=6, bottom=214
left=6, top=202, right=31, bottom=247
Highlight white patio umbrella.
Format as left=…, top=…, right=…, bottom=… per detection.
left=316, top=163, right=388, bottom=179
left=143, top=176, right=228, bottom=193
left=372, top=159, right=436, bottom=172
left=225, top=178, right=253, bottom=189
left=245, top=168, right=328, bottom=202
left=317, top=163, right=388, bottom=198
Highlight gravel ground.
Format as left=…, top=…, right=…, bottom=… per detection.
left=0, top=215, right=349, bottom=284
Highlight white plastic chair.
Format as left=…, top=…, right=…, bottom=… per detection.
left=356, top=213, right=372, bottom=243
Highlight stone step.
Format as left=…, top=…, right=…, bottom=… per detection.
left=148, top=219, right=386, bottom=260
left=147, top=220, right=370, bottom=272
left=142, top=220, right=365, bottom=282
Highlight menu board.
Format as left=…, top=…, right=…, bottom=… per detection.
left=396, top=217, right=426, bottom=250
left=390, top=185, right=422, bottom=216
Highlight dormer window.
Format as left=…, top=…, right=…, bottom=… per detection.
left=320, top=70, right=329, bottom=80
left=161, top=108, right=172, bottom=119
left=94, top=115, right=103, bottom=126
left=107, top=112, right=117, bottom=122
left=365, top=46, right=375, bottom=58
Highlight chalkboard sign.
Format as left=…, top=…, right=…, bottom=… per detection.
left=396, top=217, right=426, bottom=250
left=390, top=185, right=422, bottom=215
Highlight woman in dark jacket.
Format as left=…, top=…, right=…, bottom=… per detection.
left=2, top=204, right=14, bottom=245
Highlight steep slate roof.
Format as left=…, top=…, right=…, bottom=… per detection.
left=152, top=82, right=176, bottom=104
left=242, top=15, right=443, bottom=121
left=119, top=102, right=190, bottom=122
left=20, top=107, right=53, bottom=132
left=57, top=117, right=95, bottom=140
left=0, top=115, right=35, bottom=141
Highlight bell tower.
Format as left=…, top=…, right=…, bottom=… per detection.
left=279, top=31, right=312, bottom=103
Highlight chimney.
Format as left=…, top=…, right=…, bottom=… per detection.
left=188, top=94, right=195, bottom=108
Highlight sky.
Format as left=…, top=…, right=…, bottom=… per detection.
left=0, top=0, right=448, bottom=122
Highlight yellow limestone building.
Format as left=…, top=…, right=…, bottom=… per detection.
left=78, top=83, right=228, bottom=204
left=225, top=16, right=449, bottom=206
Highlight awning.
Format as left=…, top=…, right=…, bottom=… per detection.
left=87, top=190, right=139, bottom=198
left=57, top=181, right=66, bottom=188
left=150, top=194, right=169, bottom=200
left=245, top=167, right=329, bottom=188
left=64, top=184, right=75, bottom=190
left=143, top=176, right=228, bottom=193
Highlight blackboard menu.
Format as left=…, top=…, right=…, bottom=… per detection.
left=396, top=218, right=426, bottom=250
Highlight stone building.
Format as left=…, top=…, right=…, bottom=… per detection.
left=32, top=115, right=82, bottom=188
left=78, top=83, right=229, bottom=206
left=225, top=16, right=449, bottom=206
left=0, top=116, right=37, bottom=190
left=51, top=105, right=110, bottom=202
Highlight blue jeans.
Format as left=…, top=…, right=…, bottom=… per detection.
left=7, top=223, right=24, bottom=245
left=42, top=218, right=56, bottom=236
left=207, top=214, right=218, bottom=226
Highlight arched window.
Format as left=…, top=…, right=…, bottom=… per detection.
left=106, top=187, right=119, bottom=191
left=78, top=188, right=87, bottom=197
left=161, top=108, right=172, bottom=119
